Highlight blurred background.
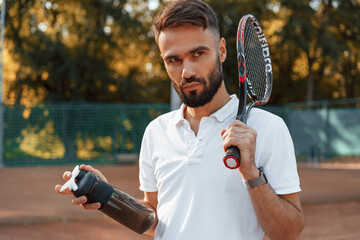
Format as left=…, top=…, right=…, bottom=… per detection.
left=0, top=0, right=359, bottom=239
left=0, top=0, right=359, bottom=167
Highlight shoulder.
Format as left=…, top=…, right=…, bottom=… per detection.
left=247, top=108, right=294, bottom=152
left=247, top=108, right=283, bottom=127
left=141, top=109, right=181, bottom=153
left=145, top=109, right=179, bottom=133
left=247, top=108, right=290, bottom=137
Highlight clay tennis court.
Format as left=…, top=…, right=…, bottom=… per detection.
left=1, top=163, right=360, bottom=240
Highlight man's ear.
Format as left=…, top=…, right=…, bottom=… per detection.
left=218, top=38, right=227, bottom=63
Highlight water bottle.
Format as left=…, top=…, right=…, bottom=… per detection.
left=60, top=165, right=155, bottom=234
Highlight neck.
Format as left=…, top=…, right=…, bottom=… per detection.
left=184, top=82, right=231, bottom=135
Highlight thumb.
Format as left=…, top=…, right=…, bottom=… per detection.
left=220, top=129, right=226, bottom=136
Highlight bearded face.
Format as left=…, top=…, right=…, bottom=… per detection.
left=172, top=55, right=223, bottom=108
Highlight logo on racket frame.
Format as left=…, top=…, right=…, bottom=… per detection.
left=253, top=21, right=272, bottom=74
left=238, top=15, right=273, bottom=106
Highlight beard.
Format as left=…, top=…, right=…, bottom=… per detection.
left=172, top=56, right=223, bottom=108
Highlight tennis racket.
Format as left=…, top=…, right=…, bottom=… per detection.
left=223, top=14, right=273, bottom=169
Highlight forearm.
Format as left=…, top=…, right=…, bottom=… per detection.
left=139, top=196, right=158, bottom=238
left=140, top=192, right=158, bottom=237
left=248, top=184, right=305, bottom=240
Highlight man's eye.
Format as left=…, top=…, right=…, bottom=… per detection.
left=168, top=58, right=181, bottom=63
left=194, top=51, right=203, bottom=57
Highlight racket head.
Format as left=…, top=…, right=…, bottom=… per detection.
left=237, top=14, right=273, bottom=106
left=223, top=14, right=273, bottom=170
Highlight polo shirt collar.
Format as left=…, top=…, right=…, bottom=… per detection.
left=210, top=94, right=238, bottom=122
left=172, top=94, right=239, bottom=125
left=173, top=104, right=187, bottom=126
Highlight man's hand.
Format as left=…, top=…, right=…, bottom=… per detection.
left=222, top=120, right=305, bottom=239
left=54, top=165, right=107, bottom=210
left=221, top=120, right=259, bottom=180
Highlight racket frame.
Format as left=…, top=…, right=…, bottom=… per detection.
left=223, top=14, right=273, bottom=170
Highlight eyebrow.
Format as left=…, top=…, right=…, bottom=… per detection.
left=164, top=45, right=210, bottom=61
left=189, top=46, right=210, bottom=54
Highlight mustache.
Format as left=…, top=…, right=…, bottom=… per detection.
left=181, top=77, right=206, bottom=88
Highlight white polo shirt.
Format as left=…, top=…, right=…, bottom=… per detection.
left=139, top=95, right=301, bottom=240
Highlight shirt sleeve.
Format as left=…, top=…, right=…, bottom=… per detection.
left=257, top=118, right=301, bottom=195
left=139, top=125, right=158, bottom=192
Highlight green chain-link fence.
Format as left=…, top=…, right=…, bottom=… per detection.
left=264, top=99, right=360, bottom=163
left=0, top=99, right=359, bottom=167
left=1, top=103, right=169, bottom=167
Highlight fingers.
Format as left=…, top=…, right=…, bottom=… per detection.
left=56, top=165, right=102, bottom=211
left=61, top=165, right=108, bottom=183
left=81, top=203, right=101, bottom=210
left=56, top=165, right=108, bottom=194
left=72, top=195, right=87, bottom=205
left=221, top=120, right=249, bottom=139
left=222, top=120, right=258, bottom=175
left=221, top=120, right=257, bottom=152
left=55, top=184, right=72, bottom=194
left=72, top=196, right=101, bottom=210
left=55, top=170, right=74, bottom=194
left=220, top=129, right=226, bottom=136
left=222, top=131, right=256, bottom=151
left=80, top=164, right=108, bottom=183
left=63, top=171, right=72, bottom=181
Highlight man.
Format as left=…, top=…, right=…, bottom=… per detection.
left=56, top=0, right=305, bottom=239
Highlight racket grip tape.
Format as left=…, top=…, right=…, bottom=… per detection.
left=223, top=146, right=241, bottom=169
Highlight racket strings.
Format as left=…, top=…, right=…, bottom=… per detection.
left=243, top=20, right=268, bottom=102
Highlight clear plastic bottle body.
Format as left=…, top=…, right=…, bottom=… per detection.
left=100, top=187, right=155, bottom=234
left=73, top=169, right=155, bottom=234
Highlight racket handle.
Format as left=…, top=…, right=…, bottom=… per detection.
left=223, top=146, right=241, bottom=169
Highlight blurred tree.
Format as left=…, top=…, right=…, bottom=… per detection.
left=276, top=0, right=359, bottom=104
left=206, top=0, right=276, bottom=96
left=331, top=0, right=360, bottom=99
left=4, top=0, right=359, bottom=106
left=5, top=0, right=168, bottom=105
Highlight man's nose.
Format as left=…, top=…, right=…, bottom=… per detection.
left=181, top=60, right=196, bottom=79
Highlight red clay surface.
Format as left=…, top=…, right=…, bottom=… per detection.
left=1, top=164, right=360, bottom=240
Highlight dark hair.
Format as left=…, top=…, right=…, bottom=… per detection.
left=153, top=0, right=220, bottom=43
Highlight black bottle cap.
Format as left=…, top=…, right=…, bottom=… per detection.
left=73, top=170, right=96, bottom=198
left=72, top=169, right=113, bottom=209
left=87, top=178, right=114, bottom=209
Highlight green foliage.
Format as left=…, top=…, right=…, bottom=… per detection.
left=276, top=0, right=360, bottom=102
left=4, top=0, right=359, bottom=105
left=5, top=0, right=165, bottom=104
